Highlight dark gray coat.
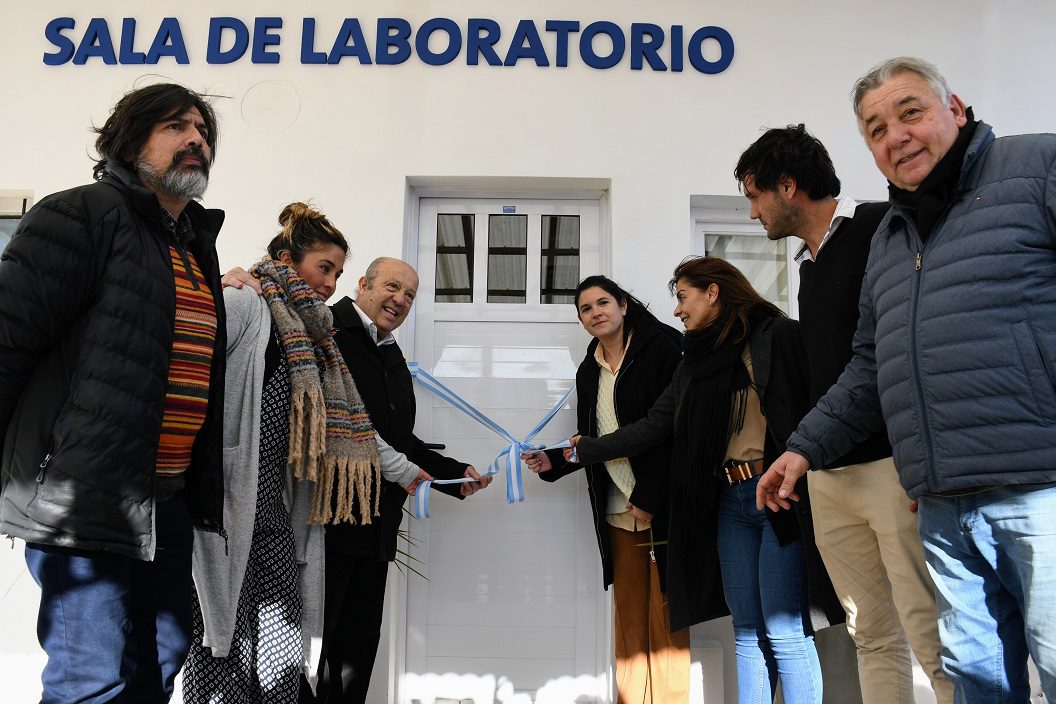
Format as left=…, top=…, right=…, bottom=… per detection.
left=789, top=123, right=1056, bottom=498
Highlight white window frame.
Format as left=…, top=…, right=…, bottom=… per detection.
left=690, top=195, right=800, bottom=320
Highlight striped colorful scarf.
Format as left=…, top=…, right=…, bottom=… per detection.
left=252, top=257, right=381, bottom=525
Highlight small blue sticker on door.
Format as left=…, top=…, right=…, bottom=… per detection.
left=502, top=205, right=516, bottom=214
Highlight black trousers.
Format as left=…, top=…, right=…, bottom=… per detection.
left=302, top=551, right=390, bottom=704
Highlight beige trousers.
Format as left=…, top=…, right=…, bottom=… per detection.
left=610, top=525, right=690, bottom=704
left=809, top=457, right=954, bottom=704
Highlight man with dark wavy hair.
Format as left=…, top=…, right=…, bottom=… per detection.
left=0, top=83, right=226, bottom=702
left=736, top=125, right=952, bottom=704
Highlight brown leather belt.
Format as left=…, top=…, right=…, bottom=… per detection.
left=722, top=458, right=766, bottom=486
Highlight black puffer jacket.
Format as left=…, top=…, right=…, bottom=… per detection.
left=540, top=316, right=683, bottom=591
left=0, top=164, right=226, bottom=559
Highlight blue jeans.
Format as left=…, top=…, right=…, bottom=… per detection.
left=25, top=496, right=194, bottom=703
left=717, top=476, right=822, bottom=704
left=918, top=483, right=1056, bottom=704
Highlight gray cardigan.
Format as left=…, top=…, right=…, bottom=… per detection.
left=191, top=286, right=326, bottom=683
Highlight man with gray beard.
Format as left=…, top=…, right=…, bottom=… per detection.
left=0, top=83, right=226, bottom=702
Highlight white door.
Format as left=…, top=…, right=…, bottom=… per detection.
left=402, top=198, right=610, bottom=704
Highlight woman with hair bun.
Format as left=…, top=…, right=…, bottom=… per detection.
left=184, top=203, right=427, bottom=702
left=524, top=275, right=690, bottom=702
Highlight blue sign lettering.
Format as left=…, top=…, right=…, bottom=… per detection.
left=376, top=17, right=412, bottom=65
left=43, top=17, right=76, bottom=66
left=300, top=18, right=327, bottom=64
left=630, top=23, right=665, bottom=71
left=580, top=21, right=625, bottom=70
left=73, top=18, right=117, bottom=65
left=417, top=18, right=462, bottom=66
left=670, top=25, right=684, bottom=73
left=119, top=19, right=147, bottom=64
left=41, top=16, right=736, bottom=74
left=545, top=20, right=580, bottom=68
left=505, top=19, right=548, bottom=67
left=468, top=18, right=502, bottom=66
left=688, top=26, right=734, bottom=74
left=251, top=17, right=282, bottom=64
left=207, top=17, right=249, bottom=64
left=44, top=17, right=189, bottom=65
left=147, top=18, right=189, bottom=64
left=327, top=18, right=372, bottom=64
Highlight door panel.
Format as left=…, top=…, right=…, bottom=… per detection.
left=403, top=198, right=608, bottom=704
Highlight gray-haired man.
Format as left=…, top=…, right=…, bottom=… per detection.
left=758, top=57, right=1056, bottom=702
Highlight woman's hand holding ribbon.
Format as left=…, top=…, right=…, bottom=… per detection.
left=522, top=451, right=552, bottom=474
left=563, top=435, right=582, bottom=463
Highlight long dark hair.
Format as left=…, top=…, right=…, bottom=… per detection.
left=669, top=256, right=783, bottom=346
left=574, top=275, right=657, bottom=346
left=93, top=83, right=220, bottom=180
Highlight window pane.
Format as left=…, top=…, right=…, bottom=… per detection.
left=705, top=234, right=789, bottom=313
left=541, top=215, right=579, bottom=304
left=488, top=214, right=527, bottom=248
left=436, top=214, right=473, bottom=303
left=437, top=214, right=471, bottom=247
left=487, top=215, right=527, bottom=303
left=0, top=218, right=19, bottom=255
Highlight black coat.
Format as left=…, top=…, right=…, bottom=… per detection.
left=539, top=317, right=683, bottom=591
left=0, top=164, right=226, bottom=558
left=328, top=297, right=468, bottom=560
left=577, top=317, right=844, bottom=631
left=798, top=201, right=892, bottom=467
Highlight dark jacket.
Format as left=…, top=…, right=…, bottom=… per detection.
left=539, top=316, right=682, bottom=591
left=797, top=201, right=892, bottom=468
left=328, top=297, right=467, bottom=560
left=0, top=164, right=226, bottom=559
left=577, top=317, right=843, bottom=631
left=790, top=123, right=1056, bottom=498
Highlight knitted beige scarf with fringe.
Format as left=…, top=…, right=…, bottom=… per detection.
left=253, top=257, right=381, bottom=525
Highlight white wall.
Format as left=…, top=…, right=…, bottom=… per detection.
left=2, top=1, right=1055, bottom=308
left=2, top=1, right=1056, bottom=702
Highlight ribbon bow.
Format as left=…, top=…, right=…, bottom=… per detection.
left=407, top=362, right=575, bottom=518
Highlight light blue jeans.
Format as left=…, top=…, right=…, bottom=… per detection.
left=717, top=475, right=822, bottom=704
left=918, top=482, right=1056, bottom=703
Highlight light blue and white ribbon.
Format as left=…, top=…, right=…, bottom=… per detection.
left=407, top=362, right=575, bottom=518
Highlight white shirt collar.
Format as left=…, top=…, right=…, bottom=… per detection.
left=795, top=196, right=860, bottom=263
left=352, top=300, right=397, bottom=347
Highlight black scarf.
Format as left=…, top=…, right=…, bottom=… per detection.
left=669, top=317, right=752, bottom=548
left=889, top=107, right=978, bottom=239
